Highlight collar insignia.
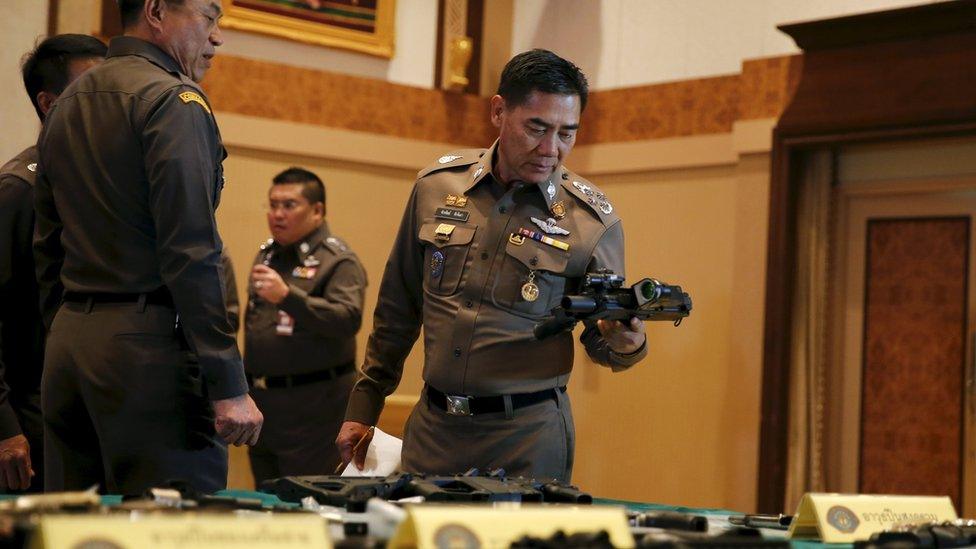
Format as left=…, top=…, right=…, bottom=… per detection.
left=445, top=194, right=468, bottom=207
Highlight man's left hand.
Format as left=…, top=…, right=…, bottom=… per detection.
left=0, top=434, right=33, bottom=491
left=251, top=264, right=289, bottom=304
left=598, top=317, right=646, bottom=355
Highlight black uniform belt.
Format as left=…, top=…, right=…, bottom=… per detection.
left=425, top=384, right=566, bottom=416
left=247, top=361, right=356, bottom=389
left=63, top=286, right=174, bottom=307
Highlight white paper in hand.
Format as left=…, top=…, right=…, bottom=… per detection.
left=341, top=427, right=402, bottom=477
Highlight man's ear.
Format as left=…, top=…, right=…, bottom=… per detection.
left=489, top=95, right=507, bottom=129
left=144, top=0, right=167, bottom=33
left=36, top=91, right=57, bottom=118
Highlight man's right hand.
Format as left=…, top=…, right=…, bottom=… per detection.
left=335, top=421, right=373, bottom=470
left=0, top=434, right=32, bottom=491
left=212, top=394, right=263, bottom=446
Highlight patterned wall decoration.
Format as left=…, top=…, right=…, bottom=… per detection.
left=202, top=53, right=801, bottom=147
left=577, top=74, right=740, bottom=145
left=204, top=55, right=495, bottom=146
left=860, top=217, right=968, bottom=510
left=737, top=55, right=803, bottom=122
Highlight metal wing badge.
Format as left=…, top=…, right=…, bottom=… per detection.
left=530, top=217, right=570, bottom=236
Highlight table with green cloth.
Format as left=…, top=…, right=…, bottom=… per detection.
left=2, top=490, right=847, bottom=548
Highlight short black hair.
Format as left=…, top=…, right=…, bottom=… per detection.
left=21, top=34, right=107, bottom=120
left=118, top=0, right=185, bottom=28
left=497, top=49, right=589, bottom=113
left=273, top=167, right=326, bottom=205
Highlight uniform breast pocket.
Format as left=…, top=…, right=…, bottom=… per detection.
left=491, top=238, right=570, bottom=318
left=418, top=223, right=477, bottom=296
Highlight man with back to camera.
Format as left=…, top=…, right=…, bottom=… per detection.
left=33, top=0, right=263, bottom=494
left=246, top=167, right=366, bottom=484
left=0, top=34, right=106, bottom=493
left=336, top=49, right=647, bottom=482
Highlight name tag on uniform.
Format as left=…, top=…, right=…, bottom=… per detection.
left=276, top=310, right=294, bottom=336
left=292, top=266, right=317, bottom=279
left=434, top=207, right=470, bottom=222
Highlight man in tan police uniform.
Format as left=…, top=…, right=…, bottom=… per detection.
left=337, top=49, right=647, bottom=482
left=246, top=167, right=366, bottom=483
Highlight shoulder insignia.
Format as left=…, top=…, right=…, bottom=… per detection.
left=564, top=176, right=618, bottom=224
left=572, top=180, right=613, bottom=215
left=179, top=91, right=211, bottom=114
left=0, top=146, right=40, bottom=185
left=325, top=236, right=350, bottom=253
left=418, top=149, right=484, bottom=179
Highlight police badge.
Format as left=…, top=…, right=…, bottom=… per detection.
left=430, top=250, right=446, bottom=278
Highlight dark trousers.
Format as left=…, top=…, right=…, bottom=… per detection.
left=401, top=387, right=575, bottom=482
left=42, top=301, right=227, bottom=495
left=248, top=371, right=354, bottom=484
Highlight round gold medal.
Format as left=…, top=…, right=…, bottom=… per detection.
left=550, top=201, right=566, bottom=219
left=521, top=281, right=540, bottom=302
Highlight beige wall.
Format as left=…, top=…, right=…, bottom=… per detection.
left=215, top=114, right=774, bottom=511
left=511, top=0, right=938, bottom=90
left=568, top=148, right=770, bottom=511
left=0, top=0, right=48, bottom=163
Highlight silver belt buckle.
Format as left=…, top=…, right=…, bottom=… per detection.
left=252, top=376, right=268, bottom=390
left=445, top=394, right=472, bottom=416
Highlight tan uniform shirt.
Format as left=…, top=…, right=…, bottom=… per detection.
left=346, top=142, right=647, bottom=425
left=245, top=223, right=367, bottom=377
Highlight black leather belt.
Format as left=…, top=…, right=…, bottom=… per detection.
left=63, top=286, right=174, bottom=307
left=426, top=384, right=566, bottom=416
left=248, top=361, right=356, bottom=389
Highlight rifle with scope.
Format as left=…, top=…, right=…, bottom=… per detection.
left=533, top=270, right=692, bottom=340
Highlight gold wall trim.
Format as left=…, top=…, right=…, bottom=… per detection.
left=217, top=112, right=459, bottom=170
left=219, top=109, right=777, bottom=176
left=202, top=54, right=799, bottom=147
left=203, top=55, right=495, bottom=147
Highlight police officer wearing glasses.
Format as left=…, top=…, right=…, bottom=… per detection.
left=246, top=167, right=366, bottom=484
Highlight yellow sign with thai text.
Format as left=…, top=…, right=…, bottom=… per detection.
left=31, top=514, right=330, bottom=549
left=787, top=493, right=957, bottom=543
left=389, top=504, right=634, bottom=548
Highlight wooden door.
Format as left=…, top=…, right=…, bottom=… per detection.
left=827, top=181, right=976, bottom=515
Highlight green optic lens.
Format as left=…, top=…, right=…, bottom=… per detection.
left=640, top=280, right=657, bottom=300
